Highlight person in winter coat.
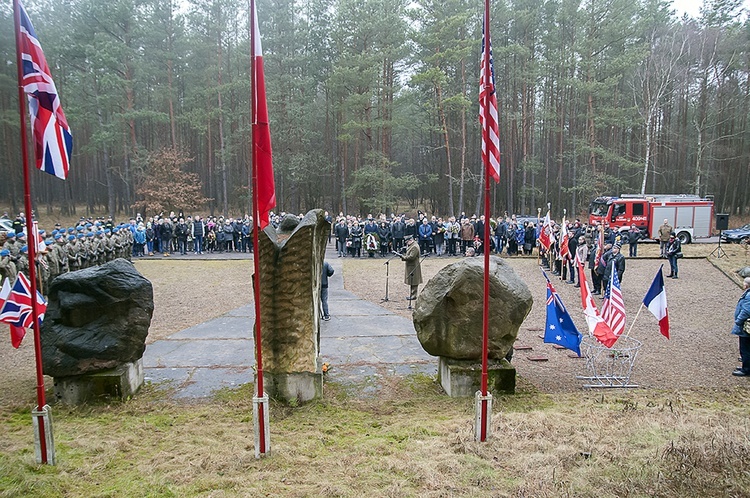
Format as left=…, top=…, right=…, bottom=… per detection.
left=665, top=233, right=682, bottom=278
left=400, top=235, right=422, bottom=301
left=321, top=261, right=334, bottom=321
left=731, top=277, right=750, bottom=377
left=627, top=225, right=642, bottom=257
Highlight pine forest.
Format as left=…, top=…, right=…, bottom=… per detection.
left=1, top=0, right=749, bottom=219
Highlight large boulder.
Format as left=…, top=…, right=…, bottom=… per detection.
left=41, top=259, right=154, bottom=378
left=738, top=266, right=750, bottom=278
left=413, top=256, right=532, bottom=360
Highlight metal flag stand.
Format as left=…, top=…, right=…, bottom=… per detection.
left=576, top=335, right=643, bottom=388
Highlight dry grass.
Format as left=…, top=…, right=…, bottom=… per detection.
left=134, top=259, right=254, bottom=343
left=1, top=382, right=749, bottom=497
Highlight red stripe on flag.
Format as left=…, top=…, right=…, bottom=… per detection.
left=479, top=18, right=500, bottom=184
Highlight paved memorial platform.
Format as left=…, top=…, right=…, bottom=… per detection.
left=142, top=246, right=437, bottom=399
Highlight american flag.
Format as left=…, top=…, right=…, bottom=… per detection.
left=0, top=273, right=47, bottom=331
left=479, top=17, right=500, bottom=184
left=17, top=1, right=72, bottom=180
left=601, top=265, right=626, bottom=337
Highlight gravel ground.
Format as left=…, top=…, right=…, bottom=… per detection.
left=1, top=243, right=746, bottom=407
left=342, top=246, right=747, bottom=393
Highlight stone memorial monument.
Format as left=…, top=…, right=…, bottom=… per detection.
left=413, top=256, right=532, bottom=396
left=41, top=259, right=154, bottom=404
left=255, top=209, right=329, bottom=403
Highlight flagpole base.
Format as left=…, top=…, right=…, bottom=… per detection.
left=473, top=391, right=493, bottom=442
left=32, top=405, right=55, bottom=465
left=253, top=393, right=270, bottom=459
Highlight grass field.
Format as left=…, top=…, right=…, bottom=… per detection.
left=1, top=381, right=749, bottom=497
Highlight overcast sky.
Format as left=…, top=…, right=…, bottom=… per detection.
left=671, top=0, right=750, bottom=18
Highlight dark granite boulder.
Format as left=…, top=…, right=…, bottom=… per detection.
left=41, top=259, right=154, bottom=377
left=413, top=256, right=532, bottom=360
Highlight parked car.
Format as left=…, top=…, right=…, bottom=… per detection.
left=0, top=218, right=13, bottom=233
left=721, top=223, right=750, bottom=244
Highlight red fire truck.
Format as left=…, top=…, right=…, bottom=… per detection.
left=588, top=194, right=714, bottom=244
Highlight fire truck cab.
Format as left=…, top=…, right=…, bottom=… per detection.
left=588, top=194, right=714, bottom=244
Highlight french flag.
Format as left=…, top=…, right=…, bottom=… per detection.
left=643, top=265, right=670, bottom=339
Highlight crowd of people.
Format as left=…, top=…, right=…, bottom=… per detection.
left=1, top=213, right=140, bottom=292
left=0, top=208, right=674, bottom=300
left=327, top=210, right=678, bottom=300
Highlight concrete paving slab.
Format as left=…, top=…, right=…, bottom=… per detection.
left=171, top=316, right=253, bottom=339
left=224, top=305, right=255, bottom=318
left=144, top=367, right=193, bottom=387
left=142, top=242, right=438, bottom=400
left=172, top=367, right=254, bottom=399
left=144, top=339, right=253, bottom=368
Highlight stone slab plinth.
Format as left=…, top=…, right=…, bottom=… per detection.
left=438, top=357, right=515, bottom=397
left=259, top=371, right=323, bottom=403
left=53, top=359, right=144, bottom=404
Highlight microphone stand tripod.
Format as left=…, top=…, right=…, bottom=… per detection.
left=381, top=252, right=401, bottom=302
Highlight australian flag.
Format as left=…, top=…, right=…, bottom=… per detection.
left=0, top=273, right=47, bottom=334
left=17, top=1, right=72, bottom=180
left=542, top=270, right=583, bottom=356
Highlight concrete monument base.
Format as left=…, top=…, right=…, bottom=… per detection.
left=260, top=371, right=323, bottom=404
left=438, top=356, right=515, bottom=397
left=53, top=359, right=144, bottom=404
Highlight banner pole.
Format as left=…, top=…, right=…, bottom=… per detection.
left=624, top=303, right=644, bottom=339
left=476, top=0, right=493, bottom=443
left=13, top=0, right=54, bottom=465
left=250, top=0, right=269, bottom=458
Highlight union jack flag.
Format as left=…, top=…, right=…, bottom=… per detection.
left=17, top=1, right=72, bottom=180
left=601, top=265, right=626, bottom=337
left=479, top=16, right=500, bottom=183
left=0, top=273, right=47, bottom=332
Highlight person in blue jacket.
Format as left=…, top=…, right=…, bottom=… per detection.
left=732, top=277, right=750, bottom=377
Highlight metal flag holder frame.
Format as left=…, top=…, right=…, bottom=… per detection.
left=576, top=336, right=643, bottom=388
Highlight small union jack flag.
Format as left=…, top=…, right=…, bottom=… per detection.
left=0, top=273, right=47, bottom=332
left=17, top=1, right=72, bottom=180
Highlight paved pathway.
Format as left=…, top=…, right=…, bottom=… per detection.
left=142, top=245, right=436, bottom=399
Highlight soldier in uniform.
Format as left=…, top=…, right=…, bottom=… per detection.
left=92, top=230, right=105, bottom=266
left=53, top=233, right=69, bottom=273
left=2, top=232, right=16, bottom=254
left=103, top=229, right=115, bottom=262
left=0, top=248, right=17, bottom=284
left=16, top=245, right=30, bottom=278
left=79, top=233, right=91, bottom=268
left=77, top=233, right=88, bottom=269
left=124, top=225, right=134, bottom=260
left=44, top=240, right=60, bottom=283
left=112, top=227, right=124, bottom=259
left=66, top=234, right=80, bottom=271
